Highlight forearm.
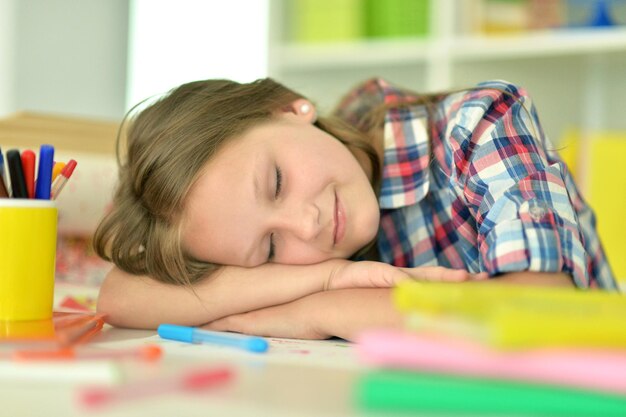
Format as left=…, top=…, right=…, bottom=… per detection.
left=313, top=288, right=403, bottom=341
left=204, top=288, right=403, bottom=342
left=97, top=259, right=486, bottom=330
left=97, top=260, right=348, bottom=329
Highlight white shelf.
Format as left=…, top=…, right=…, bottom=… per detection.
left=277, top=39, right=431, bottom=71
left=275, top=27, right=626, bottom=72
left=452, top=27, right=626, bottom=61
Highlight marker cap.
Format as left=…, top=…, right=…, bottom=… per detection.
left=158, top=324, right=194, bottom=343
left=245, top=338, right=269, bottom=353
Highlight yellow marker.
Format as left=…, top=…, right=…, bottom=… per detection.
left=395, top=281, right=626, bottom=317
left=52, top=161, right=66, bottom=182
left=489, top=306, right=626, bottom=349
left=395, top=281, right=626, bottom=349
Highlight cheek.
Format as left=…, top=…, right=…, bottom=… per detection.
left=354, top=191, right=381, bottom=242
left=278, top=243, right=330, bottom=265
left=364, top=207, right=381, bottom=242
left=180, top=227, right=210, bottom=261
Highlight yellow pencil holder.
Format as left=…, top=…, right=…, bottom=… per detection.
left=0, top=199, right=57, bottom=321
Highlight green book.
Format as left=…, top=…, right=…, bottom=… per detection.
left=290, top=0, right=364, bottom=43
left=365, top=0, right=430, bottom=38
left=356, top=371, right=626, bottom=416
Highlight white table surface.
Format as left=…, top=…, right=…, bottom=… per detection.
left=1, top=283, right=404, bottom=417
left=2, top=327, right=396, bottom=417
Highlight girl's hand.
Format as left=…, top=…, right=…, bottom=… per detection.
left=325, top=260, right=488, bottom=291
left=399, top=266, right=489, bottom=282
left=201, top=288, right=403, bottom=341
left=201, top=294, right=328, bottom=340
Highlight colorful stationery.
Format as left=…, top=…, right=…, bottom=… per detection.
left=394, top=281, right=626, bottom=318
left=34, top=144, right=54, bottom=199
left=0, top=145, right=76, bottom=200
left=0, top=312, right=105, bottom=350
left=50, top=159, right=76, bottom=200
left=394, top=281, right=626, bottom=349
left=357, top=329, right=626, bottom=395
left=6, top=149, right=28, bottom=198
left=158, top=324, right=269, bottom=353
left=14, top=344, right=163, bottom=362
left=0, top=146, right=5, bottom=180
left=20, top=150, right=36, bottom=198
left=79, top=366, right=234, bottom=408
left=356, top=370, right=626, bottom=416
left=51, top=161, right=65, bottom=181
left=0, top=172, right=7, bottom=198
left=0, top=361, right=119, bottom=384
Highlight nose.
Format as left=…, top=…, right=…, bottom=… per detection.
left=274, top=201, right=321, bottom=242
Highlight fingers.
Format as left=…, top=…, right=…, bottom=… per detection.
left=471, top=272, right=490, bottom=281
left=399, top=266, right=490, bottom=282
left=327, top=259, right=491, bottom=289
left=399, top=266, right=465, bottom=282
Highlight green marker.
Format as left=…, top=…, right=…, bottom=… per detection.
left=356, top=371, right=626, bottom=416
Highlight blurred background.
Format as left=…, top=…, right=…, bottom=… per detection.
left=0, top=0, right=624, bottom=285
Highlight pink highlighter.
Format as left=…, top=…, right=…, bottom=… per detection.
left=356, top=329, right=626, bottom=395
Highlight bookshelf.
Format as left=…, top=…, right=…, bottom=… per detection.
left=267, top=0, right=626, bottom=137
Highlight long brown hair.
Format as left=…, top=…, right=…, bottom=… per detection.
left=93, top=78, right=381, bottom=286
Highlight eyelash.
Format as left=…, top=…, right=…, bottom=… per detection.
left=268, top=166, right=282, bottom=261
left=268, top=233, right=276, bottom=261
left=274, top=166, right=282, bottom=199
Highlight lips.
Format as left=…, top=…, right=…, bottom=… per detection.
left=333, top=191, right=346, bottom=246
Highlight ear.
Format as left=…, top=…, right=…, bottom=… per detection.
left=280, top=98, right=317, bottom=124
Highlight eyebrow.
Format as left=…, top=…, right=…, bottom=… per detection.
left=253, top=169, right=261, bottom=204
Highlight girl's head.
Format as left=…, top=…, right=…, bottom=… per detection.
left=94, top=78, right=381, bottom=285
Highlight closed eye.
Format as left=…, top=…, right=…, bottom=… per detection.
left=268, top=233, right=276, bottom=262
left=268, top=166, right=282, bottom=262
left=275, top=166, right=282, bottom=198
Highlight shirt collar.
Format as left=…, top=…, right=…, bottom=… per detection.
left=378, top=99, right=431, bottom=209
left=332, top=78, right=431, bottom=209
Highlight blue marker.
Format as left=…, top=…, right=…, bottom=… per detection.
left=35, top=144, right=54, bottom=199
left=158, top=324, right=269, bottom=353
left=0, top=146, right=6, bottom=180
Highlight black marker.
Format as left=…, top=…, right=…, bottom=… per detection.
left=6, top=149, right=28, bottom=198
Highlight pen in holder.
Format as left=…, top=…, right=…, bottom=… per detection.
left=0, top=199, right=57, bottom=321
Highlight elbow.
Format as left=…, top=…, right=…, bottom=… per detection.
left=96, top=268, right=144, bottom=329
left=96, top=273, right=126, bottom=328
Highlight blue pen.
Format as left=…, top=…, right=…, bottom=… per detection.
left=158, top=324, right=269, bottom=353
left=34, top=144, right=54, bottom=199
left=0, top=146, right=6, bottom=180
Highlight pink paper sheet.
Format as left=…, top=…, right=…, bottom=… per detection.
left=356, top=329, right=626, bottom=394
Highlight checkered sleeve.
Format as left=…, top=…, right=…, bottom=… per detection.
left=447, top=81, right=615, bottom=288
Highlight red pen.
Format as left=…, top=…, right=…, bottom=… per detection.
left=20, top=150, right=36, bottom=198
left=50, top=159, right=77, bottom=200
left=79, top=366, right=234, bottom=408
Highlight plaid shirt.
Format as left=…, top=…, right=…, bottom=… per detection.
left=333, top=78, right=616, bottom=289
